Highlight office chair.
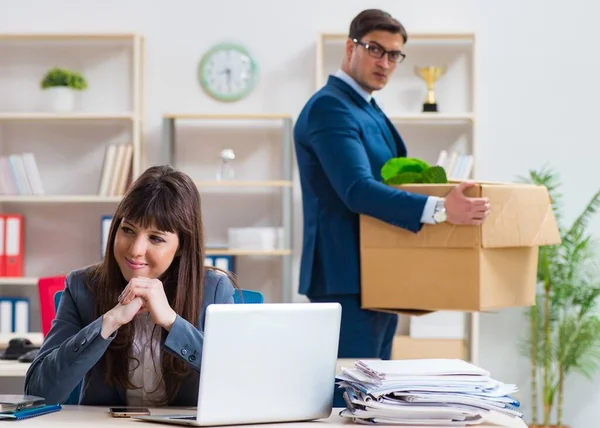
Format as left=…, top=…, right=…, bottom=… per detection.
left=233, top=289, right=264, bottom=304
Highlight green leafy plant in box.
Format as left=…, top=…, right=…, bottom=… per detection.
left=40, top=67, right=88, bottom=90
left=380, top=157, right=448, bottom=184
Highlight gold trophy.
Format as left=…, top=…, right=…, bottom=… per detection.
left=414, top=66, right=447, bottom=112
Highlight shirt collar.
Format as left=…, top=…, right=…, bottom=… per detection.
left=334, top=69, right=372, bottom=103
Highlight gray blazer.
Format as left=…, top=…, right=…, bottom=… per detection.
left=24, top=266, right=235, bottom=406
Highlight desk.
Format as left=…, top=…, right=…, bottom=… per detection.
left=9, top=406, right=528, bottom=427
left=0, top=360, right=29, bottom=377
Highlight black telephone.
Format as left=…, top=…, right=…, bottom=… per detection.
left=0, top=338, right=39, bottom=360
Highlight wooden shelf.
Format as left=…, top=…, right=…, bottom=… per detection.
left=0, top=195, right=122, bottom=203
left=0, top=33, right=139, bottom=41
left=196, top=180, right=292, bottom=188
left=0, top=277, right=38, bottom=286
left=164, top=113, right=291, bottom=121
left=387, top=113, right=474, bottom=124
left=0, top=112, right=134, bottom=121
left=206, top=249, right=292, bottom=256
left=0, top=360, right=31, bottom=377
left=320, top=32, right=474, bottom=42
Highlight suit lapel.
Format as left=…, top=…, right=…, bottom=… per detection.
left=328, top=77, right=398, bottom=157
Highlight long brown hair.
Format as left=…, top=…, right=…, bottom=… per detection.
left=86, top=165, right=230, bottom=405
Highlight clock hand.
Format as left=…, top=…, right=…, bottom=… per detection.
left=225, top=68, right=231, bottom=91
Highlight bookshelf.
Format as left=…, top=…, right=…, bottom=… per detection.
left=316, top=31, right=479, bottom=364
left=0, top=33, right=145, bottom=340
left=162, top=113, right=294, bottom=303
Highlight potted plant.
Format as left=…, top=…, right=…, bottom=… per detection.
left=40, top=67, right=88, bottom=112
left=519, top=166, right=600, bottom=428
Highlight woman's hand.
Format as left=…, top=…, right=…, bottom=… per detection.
left=101, top=296, right=145, bottom=339
left=118, top=277, right=177, bottom=331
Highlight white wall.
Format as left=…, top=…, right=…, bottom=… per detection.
left=2, top=0, right=600, bottom=426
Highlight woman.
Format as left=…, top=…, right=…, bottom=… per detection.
left=24, top=165, right=237, bottom=406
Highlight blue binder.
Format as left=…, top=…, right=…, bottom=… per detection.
left=0, top=404, right=62, bottom=420
left=205, top=255, right=236, bottom=273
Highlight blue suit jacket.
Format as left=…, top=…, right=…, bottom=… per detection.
left=293, top=75, right=428, bottom=298
left=24, top=266, right=235, bottom=406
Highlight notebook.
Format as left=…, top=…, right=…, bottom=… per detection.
left=0, top=404, right=62, bottom=420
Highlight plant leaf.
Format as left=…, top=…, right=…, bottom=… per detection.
left=380, top=158, right=430, bottom=182
left=384, top=171, right=423, bottom=185
left=422, top=166, right=448, bottom=183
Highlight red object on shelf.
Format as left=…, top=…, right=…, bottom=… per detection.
left=38, top=276, right=66, bottom=336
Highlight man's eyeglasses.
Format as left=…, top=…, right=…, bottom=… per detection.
left=352, top=39, right=406, bottom=64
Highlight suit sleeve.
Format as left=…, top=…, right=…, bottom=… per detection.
left=306, top=95, right=428, bottom=232
left=163, top=274, right=234, bottom=372
left=24, top=274, right=117, bottom=404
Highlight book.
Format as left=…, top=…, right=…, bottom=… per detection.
left=0, top=404, right=62, bottom=420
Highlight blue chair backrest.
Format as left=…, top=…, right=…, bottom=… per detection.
left=233, top=289, right=264, bottom=304
left=53, top=291, right=62, bottom=311
left=52, top=287, right=263, bottom=405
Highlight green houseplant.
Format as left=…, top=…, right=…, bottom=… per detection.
left=381, top=157, right=448, bottom=184
left=40, top=67, right=88, bottom=112
left=520, top=166, right=600, bottom=428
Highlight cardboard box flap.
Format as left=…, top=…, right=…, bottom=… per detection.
left=480, top=183, right=562, bottom=248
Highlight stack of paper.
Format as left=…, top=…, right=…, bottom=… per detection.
left=336, top=359, right=522, bottom=426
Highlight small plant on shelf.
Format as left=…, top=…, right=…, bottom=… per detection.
left=40, top=67, right=88, bottom=112
left=40, top=67, right=88, bottom=91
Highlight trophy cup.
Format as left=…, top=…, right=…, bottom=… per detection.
left=414, top=66, right=447, bottom=112
left=216, top=148, right=236, bottom=180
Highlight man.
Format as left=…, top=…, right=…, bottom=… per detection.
left=293, top=8, right=490, bottom=384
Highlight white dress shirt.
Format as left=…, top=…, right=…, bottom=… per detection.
left=125, top=313, right=165, bottom=406
left=333, top=69, right=440, bottom=224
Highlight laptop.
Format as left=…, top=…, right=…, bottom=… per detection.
left=133, top=302, right=342, bottom=426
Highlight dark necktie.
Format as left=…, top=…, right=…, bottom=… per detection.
left=369, top=98, right=395, bottom=153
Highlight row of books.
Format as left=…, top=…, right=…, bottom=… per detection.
left=0, top=214, right=24, bottom=277
left=0, top=143, right=133, bottom=197
left=435, top=150, right=474, bottom=180
left=0, top=297, right=29, bottom=333
left=0, top=154, right=44, bottom=195
left=98, top=143, right=133, bottom=197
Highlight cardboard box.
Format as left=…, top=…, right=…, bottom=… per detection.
left=391, top=336, right=467, bottom=360
left=360, top=182, right=561, bottom=312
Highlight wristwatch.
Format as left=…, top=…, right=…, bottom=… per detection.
left=433, top=198, right=447, bottom=224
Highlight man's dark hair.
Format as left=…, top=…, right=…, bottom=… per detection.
left=348, top=9, right=408, bottom=43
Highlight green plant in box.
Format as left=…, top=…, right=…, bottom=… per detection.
left=380, top=157, right=448, bottom=184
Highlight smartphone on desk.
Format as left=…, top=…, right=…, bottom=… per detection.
left=110, top=407, right=151, bottom=417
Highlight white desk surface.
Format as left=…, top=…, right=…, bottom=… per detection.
left=0, top=359, right=30, bottom=377
left=7, top=405, right=528, bottom=427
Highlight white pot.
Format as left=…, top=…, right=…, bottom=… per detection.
left=45, top=87, right=76, bottom=112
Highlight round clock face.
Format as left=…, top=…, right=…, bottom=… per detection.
left=198, top=43, right=258, bottom=102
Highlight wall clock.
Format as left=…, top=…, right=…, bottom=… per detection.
left=197, top=42, right=259, bottom=102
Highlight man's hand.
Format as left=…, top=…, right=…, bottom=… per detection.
left=444, top=181, right=490, bottom=225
